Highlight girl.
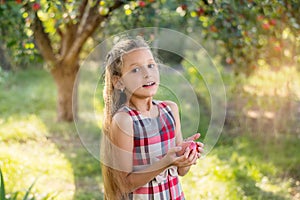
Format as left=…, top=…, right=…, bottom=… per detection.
left=101, top=37, right=204, bottom=200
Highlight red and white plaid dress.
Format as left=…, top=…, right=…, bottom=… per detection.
left=118, top=100, right=185, bottom=200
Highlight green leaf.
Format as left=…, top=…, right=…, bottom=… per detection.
left=0, top=168, right=6, bottom=200
left=22, top=180, right=36, bottom=200
left=11, top=192, right=19, bottom=200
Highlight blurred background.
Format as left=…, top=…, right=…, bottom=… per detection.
left=0, top=0, right=299, bottom=199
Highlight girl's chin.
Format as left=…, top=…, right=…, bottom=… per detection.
left=131, top=91, right=157, bottom=98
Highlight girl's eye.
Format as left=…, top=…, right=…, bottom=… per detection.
left=148, top=64, right=155, bottom=68
left=131, top=68, right=140, bottom=73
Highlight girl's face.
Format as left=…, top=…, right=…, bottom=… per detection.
left=120, top=48, right=159, bottom=99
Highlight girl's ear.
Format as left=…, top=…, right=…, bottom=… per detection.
left=112, top=75, right=125, bottom=90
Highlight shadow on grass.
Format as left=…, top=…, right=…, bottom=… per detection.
left=0, top=69, right=104, bottom=199
left=213, top=133, right=300, bottom=199
left=46, top=120, right=104, bottom=200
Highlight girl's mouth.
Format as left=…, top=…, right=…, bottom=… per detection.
left=142, top=81, right=156, bottom=88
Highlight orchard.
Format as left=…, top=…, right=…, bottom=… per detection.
left=0, top=0, right=299, bottom=121
left=1, top=1, right=300, bottom=199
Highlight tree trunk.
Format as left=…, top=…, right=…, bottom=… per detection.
left=31, top=1, right=124, bottom=122
left=0, top=42, right=11, bottom=71
left=51, top=62, right=79, bottom=122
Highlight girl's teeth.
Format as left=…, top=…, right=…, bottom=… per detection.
left=143, top=82, right=155, bottom=87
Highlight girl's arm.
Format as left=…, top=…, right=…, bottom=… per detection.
left=165, top=101, right=202, bottom=176
left=111, top=112, right=197, bottom=192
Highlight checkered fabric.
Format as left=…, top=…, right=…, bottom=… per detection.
left=119, top=100, right=185, bottom=200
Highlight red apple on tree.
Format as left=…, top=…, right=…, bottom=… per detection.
left=138, top=1, right=146, bottom=7
left=226, top=57, right=234, bottom=65
left=269, top=19, right=276, bottom=26
left=250, top=65, right=257, bottom=70
left=257, top=15, right=264, bottom=21
left=180, top=4, right=187, bottom=10
left=262, top=22, right=270, bottom=30
left=274, top=45, right=282, bottom=52
left=32, top=3, right=41, bottom=11
left=210, top=25, right=218, bottom=33
left=196, top=7, right=205, bottom=16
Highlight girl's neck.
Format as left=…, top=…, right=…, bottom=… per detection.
left=128, top=97, right=153, bottom=112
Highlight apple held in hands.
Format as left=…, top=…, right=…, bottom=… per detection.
left=176, top=141, right=200, bottom=156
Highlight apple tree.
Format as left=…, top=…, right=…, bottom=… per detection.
left=181, top=0, right=300, bottom=75
left=1, top=0, right=195, bottom=122
left=0, top=1, right=41, bottom=70
left=3, top=0, right=299, bottom=122
left=2, top=0, right=125, bottom=121
left=100, top=0, right=300, bottom=75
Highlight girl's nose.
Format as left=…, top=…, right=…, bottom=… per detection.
left=144, top=73, right=149, bottom=78
left=142, top=66, right=151, bottom=78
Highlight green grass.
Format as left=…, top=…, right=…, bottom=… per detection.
left=0, top=69, right=102, bottom=200
left=181, top=134, right=300, bottom=200
left=0, top=68, right=299, bottom=199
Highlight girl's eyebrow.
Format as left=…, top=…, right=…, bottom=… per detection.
left=128, top=59, right=155, bottom=67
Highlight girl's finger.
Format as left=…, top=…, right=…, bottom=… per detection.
left=192, top=149, right=198, bottom=161
left=188, top=149, right=197, bottom=162
left=192, top=155, right=198, bottom=165
left=183, top=147, right=190, bottom=158
left=192, top=152, right=198, bottom=165
left=170, top=146, right=182, bottom=154
left=186, top=133, right=201, bottom=141
left=197, top=142, right=204, bottom=147
left=177, top=152, right=189, bottom=162
left=198, top=146, right=204, bottom=153
left=197, top=153, right=201, bottom=159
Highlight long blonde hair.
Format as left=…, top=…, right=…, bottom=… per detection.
left=101, top=37, right=150, bottom=199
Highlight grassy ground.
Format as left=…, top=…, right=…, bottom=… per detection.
left=0, top=68, right=299, bottom=199
left=0, top=69, right=103, bottom=200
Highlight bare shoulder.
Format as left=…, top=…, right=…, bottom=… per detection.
left=112, top=112, right=133, bottom=136
left=113, top=111, right=132, bottom=124
left=164, top=100, right=179, bottom=113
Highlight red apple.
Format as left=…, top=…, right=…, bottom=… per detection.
left=138, top=1, right=146, bottom=7
left=250, top=65, right=257, bottom=70
left=32, top=3, right=41, bottom=11
left=181, top=4, right=187, bottom=10
left=274, top=45, right=282, bottom=52
left=243, top=31, right=249, bottom=37
left=269, top=19, right=276, bottom=26
left=209, top=25, right=218, bottom=33
left=257, top=15, right=264, bottom=21
left=262, top=23, right=270, bottom=30
left=15, top=0, right=22, bottom=4
left=196, top=7, right=205, bottom=16
left=176, top=141, right=199, bottom=156
left=189, top=142, right=197, bottom=151
left=226, top=57, right=234, bottom=65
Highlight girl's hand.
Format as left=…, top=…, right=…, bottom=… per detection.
left=163, top=145, right=201, bottom=168
left=175, top=146, right=199, bottom=167
left=184, top=133, right=201, bottom=142
left=181, top=133, right=204, bottom=160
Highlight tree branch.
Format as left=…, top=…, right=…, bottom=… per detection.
left=77, top=0, right=89, bottom=35
left=64, top=0, right=124, bottom=65
left=32, top=13, right=57, bottom=66
left=77, top=0, right=88, bottom=22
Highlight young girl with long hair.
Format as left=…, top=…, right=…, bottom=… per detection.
left=101, top=36, right=204, bottom=199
